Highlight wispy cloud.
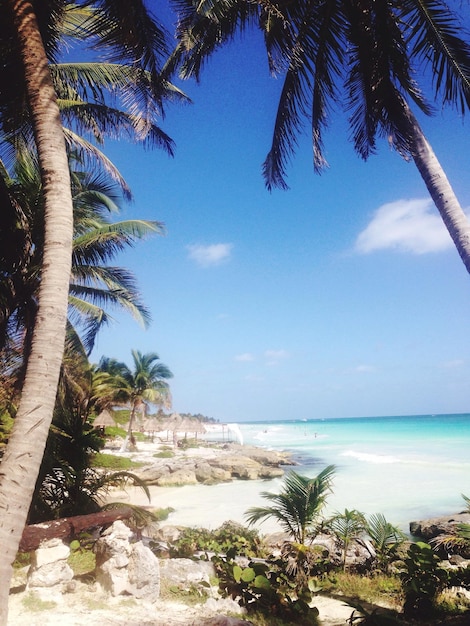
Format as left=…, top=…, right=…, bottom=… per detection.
left=441, top=359, right=465, bottom=369
left=264, top=349, right=289, bottom=365
left=354, top=364, right=376, bottom=373
left=355, top=198, right=454, bottom=255
left=187, top=243, right=233, bottom=267
left=235, top=353, right=255, bottom=362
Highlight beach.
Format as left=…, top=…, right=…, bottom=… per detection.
left=108, top=414, right=470, bottom=533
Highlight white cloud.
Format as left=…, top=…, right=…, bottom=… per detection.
left=441, top=359, right=465, bottom=369
left=235, top=353, right=255, bottom=362
left=264, top=349, right=289, bottom=365
left=187, top=243, right=233, bottom=267
left=354, top=364, right=376, bottom=373
left=355, top=198, right=454, bottom=255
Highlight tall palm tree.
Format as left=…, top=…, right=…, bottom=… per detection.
left=171, top=0, right=470, bottom=274
left=98, top=350, right=173, bottom=452
left=0, top=2, right=175, bottom=618
left=245, top=465, right=336, bottom=544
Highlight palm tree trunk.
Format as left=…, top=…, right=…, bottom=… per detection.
left=402, top=104, right=470, bottom=275
left=0, top=2, right=73, bottom=623
left=120, top=400, right=138, bottom=452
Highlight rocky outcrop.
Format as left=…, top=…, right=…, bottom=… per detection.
left=134, top=443, right=292, bottom=487
left=27, top=538, right=74, bottom=589
left=94, top=520, right=160, bottom=601
left=409, top=513, right=470, bottom=540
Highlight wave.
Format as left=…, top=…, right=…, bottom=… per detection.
left=341, top=450, right=400, bottom=464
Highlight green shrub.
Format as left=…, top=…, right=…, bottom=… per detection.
left=151, top=506, right=175, bottom=522
left=169, top=521, right=266, bottom=559
left=400, top=542, right=448, bottom=619
left=104, top=425, right=127, bottom=438
left=91, top=452, right=143, bottom=469
left=154, top=450, right=174, bottom=458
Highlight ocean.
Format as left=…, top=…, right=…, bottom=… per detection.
left=237, top=413, right=470, bottom=530
left=140, top=413, right=470, bottom=534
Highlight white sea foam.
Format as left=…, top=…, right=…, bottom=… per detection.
left=340, top=450, right=400, bottom=464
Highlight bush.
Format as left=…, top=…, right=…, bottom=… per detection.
left=154, top=450, right=174, bottom=458
left=91, top=452, right=143, bottom=469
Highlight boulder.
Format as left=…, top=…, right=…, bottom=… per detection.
left=136, top=464, right=171, bottom=485
left=27, top=538, right=74, bottom=589
left=157, top=468, right=198, bottom=486
left=94, top=520, right=160, bottom=600
left=410, top=513, right=470, bottom=540
left=258, top=466, right=284, bottom=479
left=159, top=557, right=215, bottom=586
left=211, top=456, right=263, bottom=480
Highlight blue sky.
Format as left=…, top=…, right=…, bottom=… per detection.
left=90, top=17, right=470, bottom=422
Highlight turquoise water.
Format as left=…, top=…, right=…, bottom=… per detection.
left=237, top=414, right=470, bottom=530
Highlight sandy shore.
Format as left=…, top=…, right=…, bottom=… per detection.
left=105, top=438, right=290, bottom=532
left=7, top=437, right=359, bottom=625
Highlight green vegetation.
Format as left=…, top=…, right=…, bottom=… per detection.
left=92, top=452, right=143, bottom=470
left=154, top=450, right=175, bottom=458
left=21, top=593, right=57, bottom=612
left=245, top=466, right=336, bottom=544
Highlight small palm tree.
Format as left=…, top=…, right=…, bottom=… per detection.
left=98, top=350, right=173, bottom=452
left=245, top=465, right=336, bottom=544
left=326, top=508, right=367, bottom=571
left=367, top=513, right=406, bottom=573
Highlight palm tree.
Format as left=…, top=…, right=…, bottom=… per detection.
left=0, top=2, right=175, bottom=619
left=366, top=513, right=406, bottom=573
left=98, top=350, right=173, bottom=452
left=245, top=465, right=336, bottom=544
left=171, top=0, right=470, bottom=274
left=326, top=508, right=367, bottom=571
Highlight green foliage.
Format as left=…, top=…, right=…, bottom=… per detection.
left=21, top=592, right=57, bottom=612
left=326, top=509, right=367, bottom=571
left=245, top=465, right=336, bottom=544
left=169, top=521, right=265, bottom=559
left=104, top=425, right=127, bottom=438
left=213, top=553, right=320, bottom=625
left=366, top=514, right=406, bottom=573
left=154, top=450, right=174, bottom=458
left=92, top=452, right=143, bottom=469
left=319, top=572, right=403, bottom=608
left=151, top=506, right=175, bottom=522
left=400, top=542, right=448, bottom=619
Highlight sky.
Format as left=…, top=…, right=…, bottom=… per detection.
left=90, top=7, right=470, bottom=423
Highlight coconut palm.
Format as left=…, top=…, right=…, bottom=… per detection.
left=366, top=513, right=406, bottom=573
left=0, top=2, right=177, bottom=618
left=245, top=465, right=336, bottom=544
left=0, top=150, right=161, bottom=397
left=326, top=508, right=367, bottom=570
left=171, top=0, right=470, bottom=274
left=97, top=350, right=173, bottom=452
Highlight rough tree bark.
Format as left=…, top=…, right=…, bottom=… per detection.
left=0, top=1, right=73, bottom=623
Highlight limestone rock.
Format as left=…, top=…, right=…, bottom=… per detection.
left=157, top=468, right=198, bottom=486
left=211, top=456, right=262, bottom=480
left=159, top=557, right=215, bottom=586
left=95, top=520, right=160, bottom=600
left=27, top=538, right=73, bottom=589
left=127, top=541, right=160, bottom=601
left=410, top=513, right=470, bottom=540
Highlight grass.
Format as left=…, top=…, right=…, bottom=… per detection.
left=318, top=572, right=403, bottom=609
left=91, top=452, right=143, bottom=469
left=22, top=592, right=57, bottom=612
left=154, top=450, right=174, bottom=458
left=68, top=547, right=96, bottom=576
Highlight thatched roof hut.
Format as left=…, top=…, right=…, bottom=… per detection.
left=93, top=409, right=116, bottom=428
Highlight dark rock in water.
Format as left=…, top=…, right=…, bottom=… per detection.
left=410, top=512, right=470, bottom=540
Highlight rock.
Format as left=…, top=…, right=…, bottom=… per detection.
left=136, top=464, right=171, bottom=485
left=211, top=456, right=263, bottom=480
left=257, top=466, right=284, bottom=479
left=127, top=541, right=160, bottom=601
left=27, top=538, right=74, bottom=589
left=159, top=557, right=215, bottom=586
left=410, top=513, right=470, bottom=540
left=157, top=468, right=198, bottom=486
left=94, top=520, right=160, bottom=600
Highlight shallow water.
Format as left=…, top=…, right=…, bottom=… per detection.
left=132, top=414, right=470, bottom=533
